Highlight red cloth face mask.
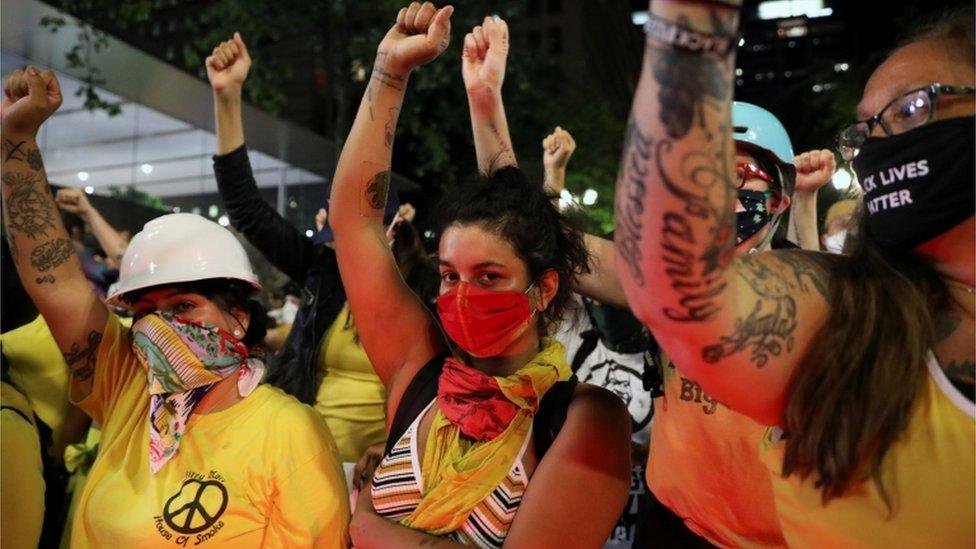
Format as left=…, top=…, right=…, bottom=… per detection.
left=436, top=281, right=536, bottom=358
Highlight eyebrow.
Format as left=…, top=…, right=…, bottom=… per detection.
left=133, top=289, right=182, bottom=308
left=438, top=259, right=508, bottom=269
left=857, top=81, right=930, bottom=119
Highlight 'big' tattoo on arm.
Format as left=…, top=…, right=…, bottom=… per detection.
left=702, top=253, right=829, bottom=367
left=63, top=330, right=103, bottom=383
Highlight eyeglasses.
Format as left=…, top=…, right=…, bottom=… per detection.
left=736, top=162, right=773, bottom=189
left=836, top=83, right=975, bottom=160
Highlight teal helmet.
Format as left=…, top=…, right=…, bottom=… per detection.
left=732, top=101, right=796, bottom=195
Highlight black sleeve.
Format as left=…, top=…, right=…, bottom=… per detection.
left=212, top=145, right=317, bottom=283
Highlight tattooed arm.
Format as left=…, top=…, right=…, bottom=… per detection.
left=329, top=2, right=453, bottom=418
left=613, top=1, right=831, bottom=425
left=462, top=16, right=517, bottom=174
left=1, top=68, right=107, bottom=401
left=54, top=188, right=127, bottom=263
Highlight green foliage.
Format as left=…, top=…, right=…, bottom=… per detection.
left=107, top=185, right=168, bottom=210
left=40, top=0, right=625, bottom=228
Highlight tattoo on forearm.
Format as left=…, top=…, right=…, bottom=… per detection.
left=64, top=330, right=103, bottom=383
left=642, top=8, right=738, bottom=322
left=3, top=172, right=56, bottom=240
left=702, top=253, right=828, bottom=367
left=651, top=13, right=732, bottom=140
left=35, top=274, right=55, bottom=284
left=3, top=139, right=27, bottom=163
left=371, top=65, right=405, bottom=91
left=615, top=118, right=653, bottom=287
left=384, top=107, right=399, bottom=149
left=3, top=140, right=44, bottom=170
left=30, top=237, right=74, bottom=274
left=361, top=170, right=391, bottom=216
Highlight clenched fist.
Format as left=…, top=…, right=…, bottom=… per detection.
left=793, top=149, right=836, bottom=194
left=206, top=33, right=251, bottom=99
left=1, top=66, right=62, bottom=138
left=543, top=127, right=576, bottom=172
left=462, top=16, right=509, bottom=96
left=376, top=2, right=454, bottom=75
left=55, top=188, right=93, bottom=217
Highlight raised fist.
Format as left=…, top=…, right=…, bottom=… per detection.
left=55, top=188, right=93, bottom=217
left=793, top=149, right=836, bottom=194
left=1, top=67, right=62, bottom=138
left=206, top=33, right=251, bottom=98
left=462, top=16, right=509, bottom=96
left=377, top=2, right=454, bottom=75
left=543, top=127, right=576, bottom=171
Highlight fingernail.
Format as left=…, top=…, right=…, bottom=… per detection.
left=492, top=14, right=500, bottom=21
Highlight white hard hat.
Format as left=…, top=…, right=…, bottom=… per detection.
left=106, top=213, right=261, bottom=308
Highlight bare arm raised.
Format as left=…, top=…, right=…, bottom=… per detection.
left=2, top=68, right=106, bottom=402
left=329, top=2, right=453, bottom=417
left=614, top=1, right=831, bottom=426
left=462, top=16, right=517, bottom=173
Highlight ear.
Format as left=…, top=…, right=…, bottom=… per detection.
left=229, top=306, right=250, bottom=337
left=536, top=269, right=559, bottom=312
left=771, top=192, right=791, bottom=215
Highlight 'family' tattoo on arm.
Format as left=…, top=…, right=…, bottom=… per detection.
left=642, top=8, right=738, bottom=323
left=63, top=330, right=103, bottom=383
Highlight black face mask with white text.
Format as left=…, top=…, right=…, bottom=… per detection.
left=852, top=116, right=975, bottom=251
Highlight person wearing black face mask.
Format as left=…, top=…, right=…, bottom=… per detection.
left=617, top=2, right=974, bottom=546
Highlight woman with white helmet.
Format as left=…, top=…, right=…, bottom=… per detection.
left=1, top=68, right=349, bottom=547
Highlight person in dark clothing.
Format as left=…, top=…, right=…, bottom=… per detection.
left=207, top=33, right=435, bottom=463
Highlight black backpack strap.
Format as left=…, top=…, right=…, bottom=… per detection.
left=384, top=355, right=446, bottom=456
left=532, top=376, right=579, bottom=459
left=570, top=330, right=600, bottom=374
left=0, top=404, right=32, bottom=424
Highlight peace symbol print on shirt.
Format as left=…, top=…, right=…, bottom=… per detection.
left=163, top=476, right=229, bottom=535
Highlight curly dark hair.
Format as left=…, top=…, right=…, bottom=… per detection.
left=433, top=166, right=591, bottom=331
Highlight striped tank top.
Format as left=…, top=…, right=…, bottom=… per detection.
left=370, top=400, right=531, bottom=547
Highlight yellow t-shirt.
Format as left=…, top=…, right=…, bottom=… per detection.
left=70, top=313, right=350, bottom=548
left=1, top=381, right=45, bottom=549
left=648, top=358, right=785, bottom=548
left=1, top=314, right=71, bottom=440
left=314, top=304, right=387, bottom=462
left=760, top=353, right=975, bottom=548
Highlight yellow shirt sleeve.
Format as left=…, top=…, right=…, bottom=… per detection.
left=263, top=403, right=351, bottom=548
left=70, top=312, right=142, bottom=426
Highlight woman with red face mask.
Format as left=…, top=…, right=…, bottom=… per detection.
left=1, top=68, right=349, bottom=547
left=329, top=3, right=631, bottom=548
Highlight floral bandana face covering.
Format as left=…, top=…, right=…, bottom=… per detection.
left=131, top=312, right=265, bottom=474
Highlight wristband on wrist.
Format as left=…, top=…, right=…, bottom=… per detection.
left=643, top=12, right=738, bottom=57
